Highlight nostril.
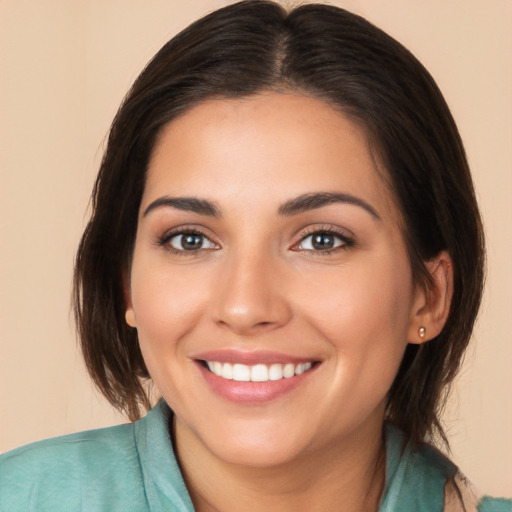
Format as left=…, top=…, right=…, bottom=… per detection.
left=211, top=275, right=293, bottom=334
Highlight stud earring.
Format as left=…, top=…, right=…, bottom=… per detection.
left=418, top=326, right=426, bottom=339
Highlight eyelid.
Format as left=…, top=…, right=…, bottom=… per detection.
left=155, top=223, right=354, bottom=255
left=169, top=233, right=217, bottom=251
left=290, top=225, right=355, bottom=253
left=156, top=225, right=220, bottom=254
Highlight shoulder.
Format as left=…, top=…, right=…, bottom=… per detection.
left=477, top=497, right=512, bottom=512
left=0, top=421, right=137, bottom=475
left=0, top=422, right=147, bottom=512
left=382, top=423, right=511, bottom=512
left=381, top=422, right=457, bottom=511
left=445, top=475, right=512, bottom=512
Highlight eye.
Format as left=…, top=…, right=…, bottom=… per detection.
left=294, top=230, right=353, bottom=252
left=165, top=231, right=218, bottom=252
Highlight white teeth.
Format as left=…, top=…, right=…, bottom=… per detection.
left=268, top=363, right=283, bottom=381
left=232, top=363, right=251, bottom=381
left=251, top=364, right=268, bottom=382
left=205, top=361, right=314, bottom=382
left=283, top=363, right=295, bottom=378
left=221, top=362, right=233, bottom=380
left=295, top=362, right=312, bottom=375
left=295, top=363, right=305, bottom=375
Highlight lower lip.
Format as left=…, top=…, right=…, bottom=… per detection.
left=197, top=363, right=318, bottom=404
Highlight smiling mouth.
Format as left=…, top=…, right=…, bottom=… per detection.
left=201, top=361, right=317, bottom=382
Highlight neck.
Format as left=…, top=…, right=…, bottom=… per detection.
left=173, top=415, right=386, bottom=512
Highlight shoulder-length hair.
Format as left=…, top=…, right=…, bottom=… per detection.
left=74, top=0, right=484, bottom=446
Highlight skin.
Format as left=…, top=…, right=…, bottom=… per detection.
left=125, top=92, right=452, bottom=512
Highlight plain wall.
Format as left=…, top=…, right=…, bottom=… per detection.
left=0, top=0, right=510, bottom=496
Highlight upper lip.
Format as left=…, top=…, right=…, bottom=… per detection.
left=192, top=349, right=320, bottom=365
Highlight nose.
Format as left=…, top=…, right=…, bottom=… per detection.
left=211, top=249, right=292, bottom=336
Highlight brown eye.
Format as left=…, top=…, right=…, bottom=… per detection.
left=169, top=232, right=217, bottom=251
left=311, top=233, right=336, bottom=250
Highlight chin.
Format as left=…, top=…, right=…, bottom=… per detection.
left=209, top=437, right=306, bottom=469
left=196, top=416, right=315, bottom=468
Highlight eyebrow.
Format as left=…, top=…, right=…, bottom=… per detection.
left=278, top=192, right=381, bottom=220
left=143, top=196, right=221, bottom=217
left=143, top=191, right=380, bottom=220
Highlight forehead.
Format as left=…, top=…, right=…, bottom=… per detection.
left=144, top=92, right=398, bottom=221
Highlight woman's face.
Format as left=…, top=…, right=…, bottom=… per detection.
left=126, top=93, right=426, bottom=467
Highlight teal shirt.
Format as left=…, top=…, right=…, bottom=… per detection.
left=1, top=402, right=509, bottom=511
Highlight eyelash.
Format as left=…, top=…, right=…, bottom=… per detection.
left=291, top=226, right=355, bottom=255
left=156, top=226, right=355, bottom=256
left=157, top=227, right=219, bottom=256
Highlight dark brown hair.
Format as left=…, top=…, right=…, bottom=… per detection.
left=74, top=0, right=485, bottom=445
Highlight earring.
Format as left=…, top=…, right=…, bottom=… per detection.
left=418, top=326, right=426, bottom=339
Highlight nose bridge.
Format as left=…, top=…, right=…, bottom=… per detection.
left=212, top=243, right=290, bottom=334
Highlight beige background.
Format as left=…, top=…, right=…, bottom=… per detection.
left=0, top=0, right=510, bottom=497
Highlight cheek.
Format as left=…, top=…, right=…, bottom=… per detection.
left=129, top=263, right=212, bottom=407
left=295, top=251, right=415, bottom=371
left=129, top=255, right=211, bottom=359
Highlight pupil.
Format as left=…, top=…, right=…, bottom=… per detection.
left=182, top=234, right=202, bottom=250
left=312, top=233, right=334, bottom=250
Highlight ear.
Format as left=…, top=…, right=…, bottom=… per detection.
left=123, top=270, right=137, bottom=328
left=408, top=250, right=453, bottom=344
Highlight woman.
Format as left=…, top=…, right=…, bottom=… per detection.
left=0, top=1, right=509, bottom=510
